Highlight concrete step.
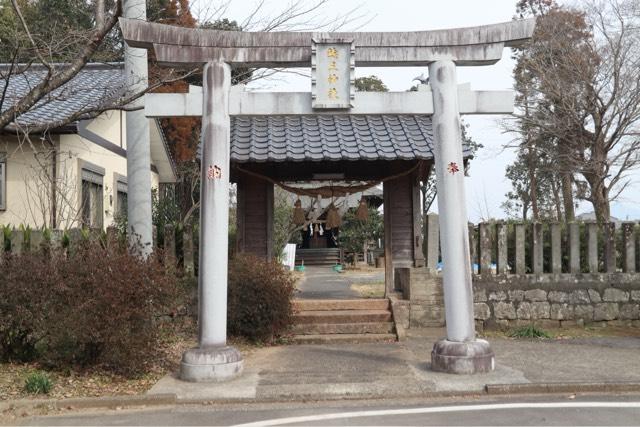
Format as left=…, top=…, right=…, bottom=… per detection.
left=295, top=249, right=341, bottom=266
left=292, top=322, right=395, bottom=335
left=296, top=261, right=341, bottom=266
left=293, top=299, right=389, bottom=312
left=293, top=309, right=392, bottom=324
left=291, top=333, right=397, bottom=344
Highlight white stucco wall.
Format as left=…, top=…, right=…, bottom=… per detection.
left=0, top=111, right=162, bottom=229
left=0, top=135, right=56, bottom=227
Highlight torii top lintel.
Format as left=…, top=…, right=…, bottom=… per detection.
left=119, top=18, right=535, bottom=68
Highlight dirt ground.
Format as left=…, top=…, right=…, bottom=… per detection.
left=0, top=325, right=259, bottom=402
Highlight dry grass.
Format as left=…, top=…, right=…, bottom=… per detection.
left=341, top=265, right=383, bottom=275
left=481, top=325, right=640, bottom=340
left=0, top=320, right=196, bottom=402
left=350, top=281, right=385, bottom=298
left=0, top=318, right=260, bottom=403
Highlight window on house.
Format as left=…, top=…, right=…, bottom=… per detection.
left=81, top=168, right=104, bottom=228
left=116, top=179, right=128, bottom=218
left=0, top=154, right=5, bottom=210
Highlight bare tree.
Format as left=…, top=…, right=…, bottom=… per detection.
left=1, top=0, right=370, bottom=229
left=504, top=0, right=640, bottom=223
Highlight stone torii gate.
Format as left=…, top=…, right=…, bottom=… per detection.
left=120, top=18, right=535, bottom=381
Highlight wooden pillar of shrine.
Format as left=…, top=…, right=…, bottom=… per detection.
left=383, top=168, right=424, bottom=295
left=235, top=173, right=274, bottom=259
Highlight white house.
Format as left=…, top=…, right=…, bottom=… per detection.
left=0, top=63, right=176, bottom=229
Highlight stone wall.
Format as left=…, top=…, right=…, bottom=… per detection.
left=473, top=274, right=640, bottom=331
left=396, top=269, right=640, bottom=330
left=404, top=216, right=640, bottom=331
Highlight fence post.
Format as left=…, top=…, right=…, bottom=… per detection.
left=468, top=223, right=478, bottom=274
left=164, top=224, right=177, bottom=269
left=152, top=225, right=158, bottom=251
left=496, top=222, right=508, bottom=275
left=550, top=223, right=562, bottom=274
left=89, top=228, right=101, bottom=244
left=183, top=225, right=195, bottom=276
left=425, top=213, right=439, bottom=272
left=514, top=223, right=526, bottom=274
left=587, top=222, right=599, bottom=273
left=622, top=222, right=636, bottom=273
left=568, top=222, right=580, bottom=273
left=106, top=226, right=118, bottom=248
left=531, top=222, right=544, bottom=274
left=11, top=229, right=23, bottom=255
left=30, top=230, right=43, bottom=253
left=50, top=229, right=63, bottom=250
left=0, top=228, right=5, bottom=261
left=479, top=222, right=493, bottom=275
left=604, top=222, right=617, bottom=273
left=67, top=229, right=82, bottom=256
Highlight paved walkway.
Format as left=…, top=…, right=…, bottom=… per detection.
left=295, top=266, right=384, bottom=299
left=148, top=329, right=640, bottom=401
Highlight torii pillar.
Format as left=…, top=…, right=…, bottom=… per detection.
left=429, top=60, right=494, bottom=373
left=180, top=61, right=244, bottom=382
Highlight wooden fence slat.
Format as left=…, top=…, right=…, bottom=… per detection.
left=514, top=223, right=526, bottom=274
left=11, top=230, right=22, bottom=255
left=0, top=228, right=5, bottom=261
left=30, top=231, right=43, bottom=253
left=496, top=222, right=508, bottom=274
left=479, top=222, right=493, bottom=275
left=50, top=230, right=63, bottom=249
left=532, top=222, right=544, bottom=274
left=550, top=223, right=562, bottom=274
left=604, top=222, right=616, bottom=273
left=568, top=222, right=580, bottom=273
left=164, top=224, right=177, bottom=269
left=622, top=222, right=636, bottom=273
left=587, top=222, right=599, bottom=273
left=106, top=226, right=118, bottom=248
left=468, top=223, right=478, bottom=273
left=183, top=225, right=195, bottom=276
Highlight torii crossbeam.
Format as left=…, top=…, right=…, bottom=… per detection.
left=120, top=17, right=535, bottom=381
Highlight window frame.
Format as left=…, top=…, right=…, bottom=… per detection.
left=78, top=160, right=105, bottom=229
left=113, top=172, right=128, bottom=219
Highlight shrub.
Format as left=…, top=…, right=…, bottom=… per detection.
left=24, top=371, right=52, bottom=394
left=0, top=239, right=185, bottom=376
left=227, top=254, right=296, bottom=343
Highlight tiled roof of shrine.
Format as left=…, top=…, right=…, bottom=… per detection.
left=229, top=115, right=471, bottom=163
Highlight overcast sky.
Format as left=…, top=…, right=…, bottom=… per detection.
left=207, top=0, right=640, bottom=222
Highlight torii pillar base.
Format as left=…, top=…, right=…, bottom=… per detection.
left=431, top=339, right=494, bottom=375
left=180, top=346, right=243, bottom=382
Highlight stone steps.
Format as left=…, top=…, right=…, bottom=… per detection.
left=294, top=309, right=392, bottom=324
left=292, top=333, right=397, bottom=345
left=293, top=298, right=390, bottom=311
left=292, top=321, right=395, bottom=335
left=291, top=298, right=397, bottom=344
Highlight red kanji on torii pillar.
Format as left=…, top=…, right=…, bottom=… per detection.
left=120, top=17, right=535, bottom=381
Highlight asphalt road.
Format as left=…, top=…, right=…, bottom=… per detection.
left=22, top=394, right=640, bottom=426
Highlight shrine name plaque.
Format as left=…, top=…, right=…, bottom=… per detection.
left=311, top=38, right=355, bottom=109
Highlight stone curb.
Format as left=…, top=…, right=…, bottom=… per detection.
left=4, top=383, right=640, bottom=414
left=485, top=382, right=640, bottom=395
left=0, top=393, right=177, bottom=413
